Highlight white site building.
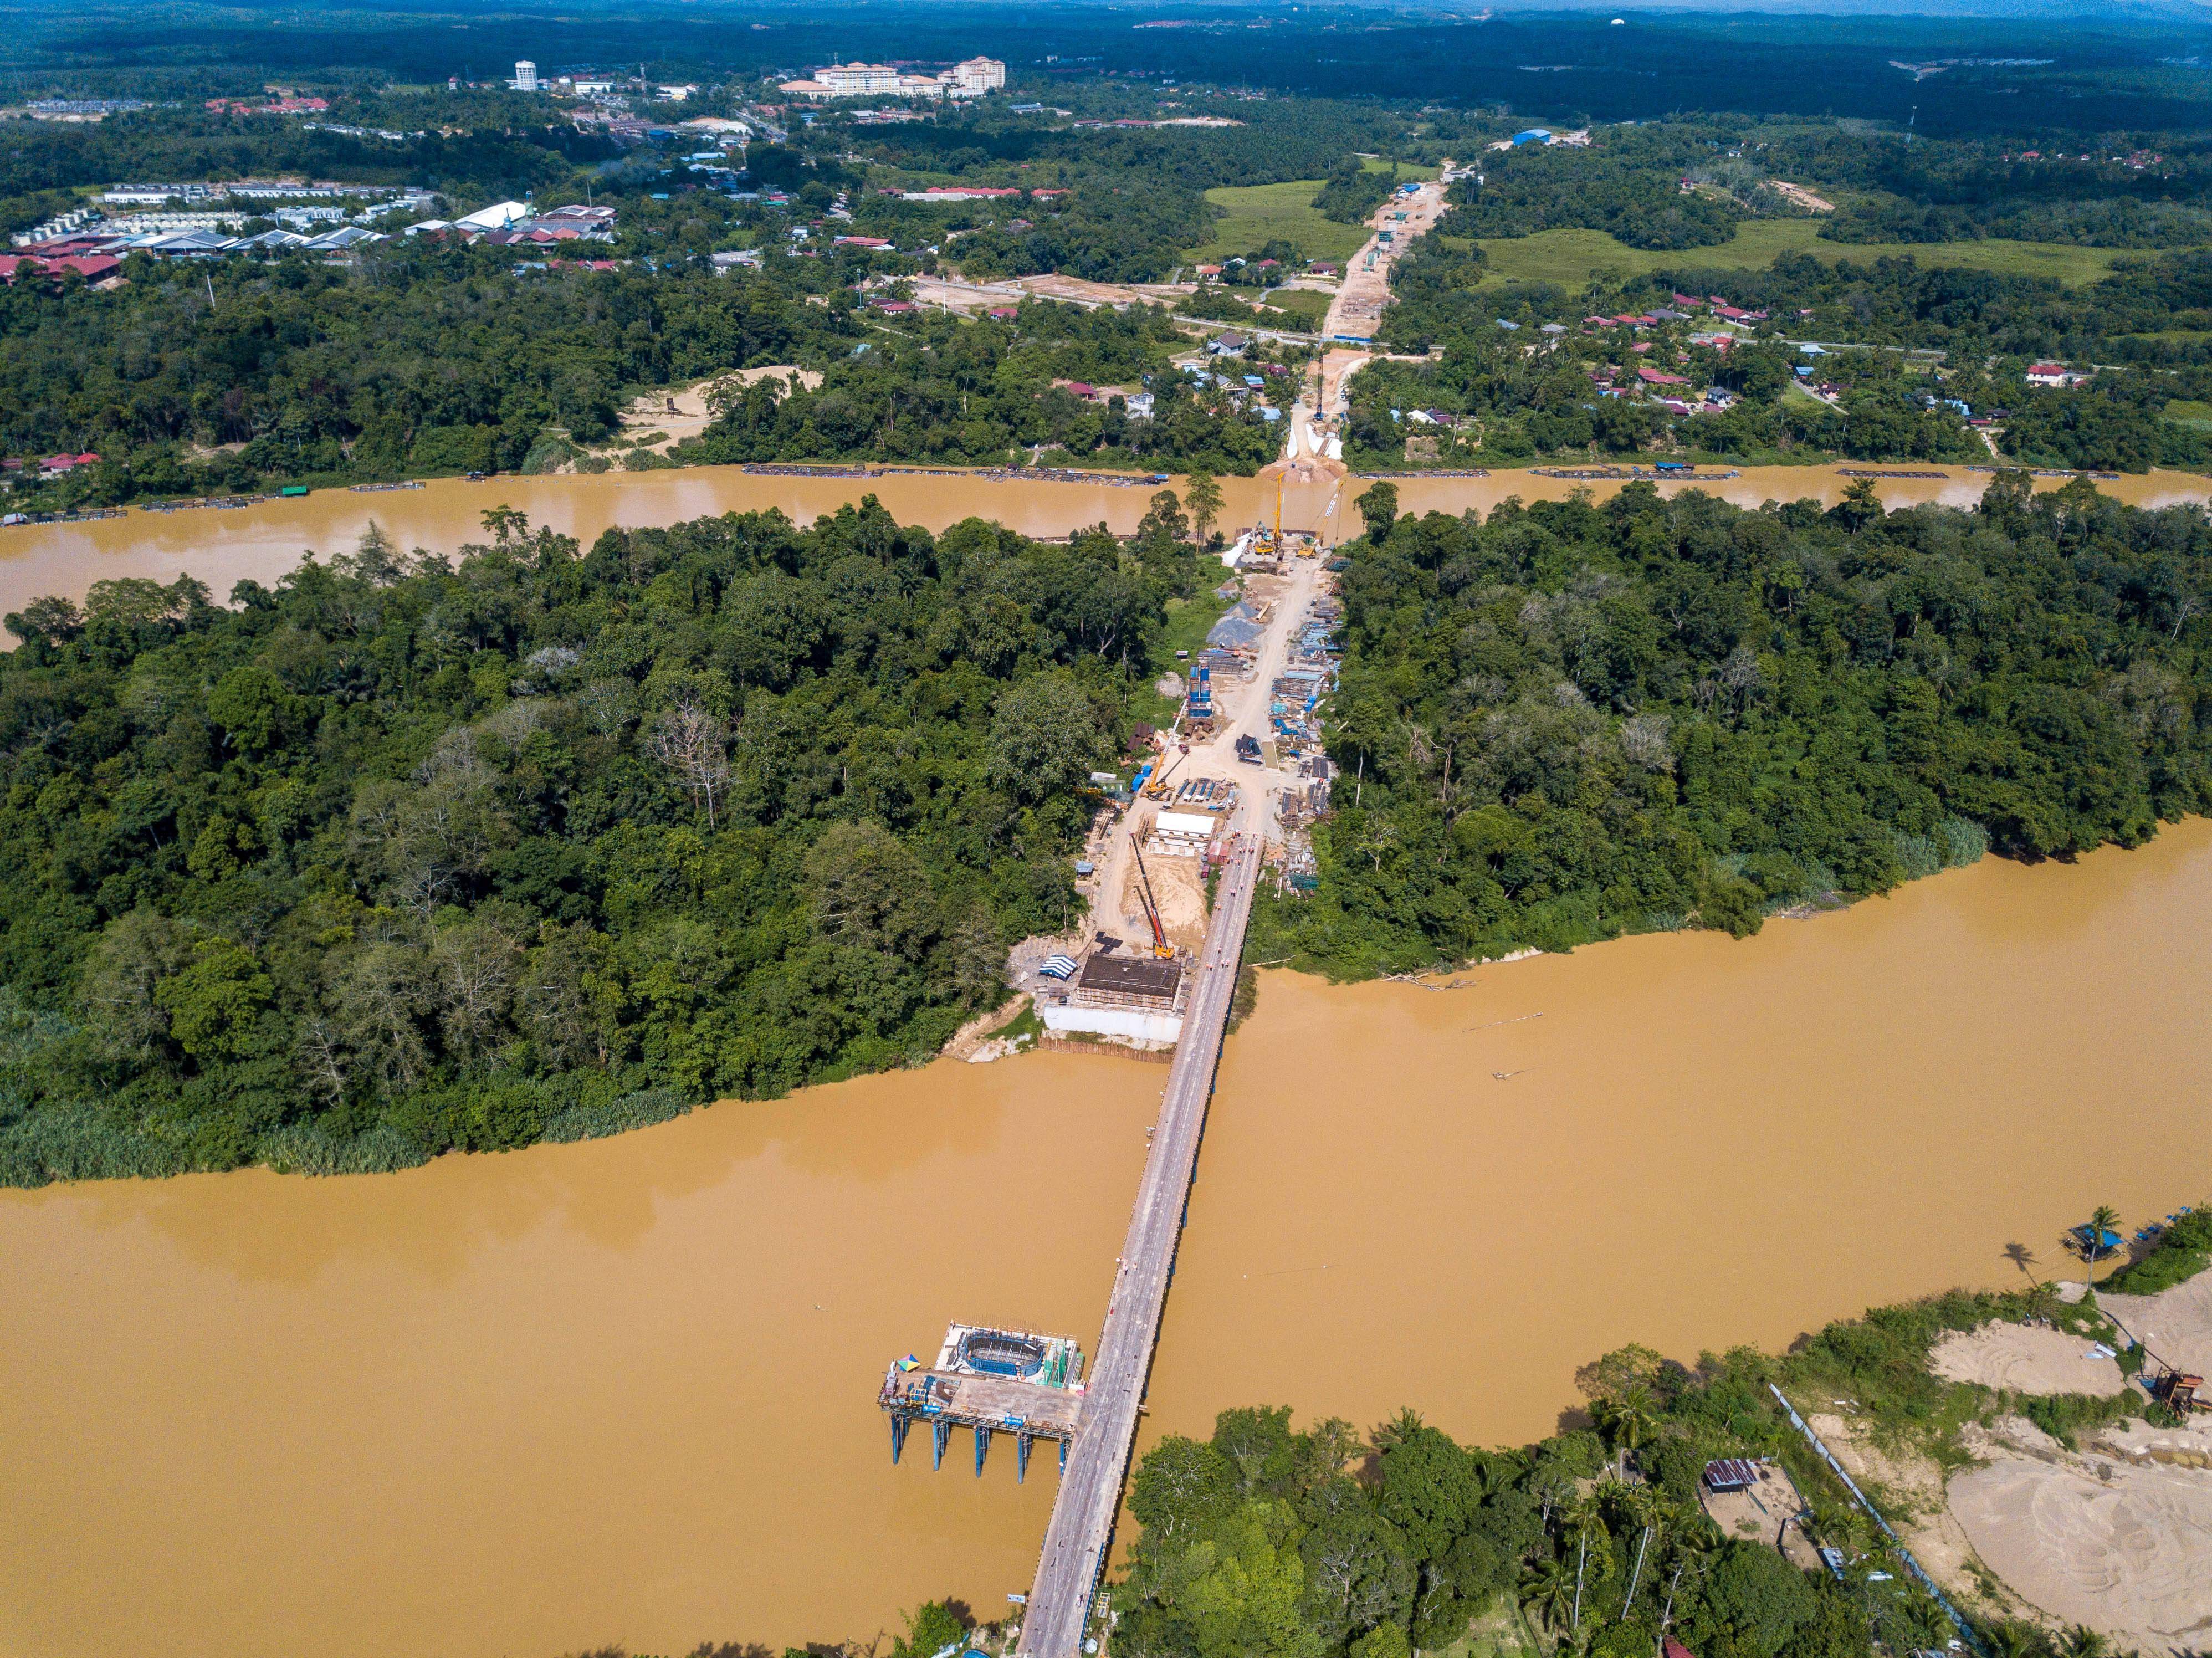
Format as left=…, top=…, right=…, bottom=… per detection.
left=778, top=57, right=1004, bottom=101
left=513, top=60, right=539, bottom=91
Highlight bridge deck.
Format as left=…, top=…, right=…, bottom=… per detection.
left=1013, top=833, right=1262, bottom=1656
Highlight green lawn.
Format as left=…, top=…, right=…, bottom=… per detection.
left=1467, top=219, right=2159, bottom=290
left=1185, top=180, right=1375, bottom=265
left=1256, top=286, right=1330, bottom=319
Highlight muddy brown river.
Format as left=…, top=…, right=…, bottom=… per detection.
left=7, top=818, right=2212, bottom=1658
left=1, top=462, right=2206, bottom=620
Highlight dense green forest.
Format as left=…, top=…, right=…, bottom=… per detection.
left=685, top=301, right=1280, bottom=475
left=11, top=0, right=2208, bottom=132
left=0, top=246, right=1281, bottom=504
left=1256, top=477, right=2212, bottom=976
left=0, top=496, right=1205, bottom=1185
left=1446, top=131, right=1749, bottom=252
left=1443, top=119, right=2212, bottom=254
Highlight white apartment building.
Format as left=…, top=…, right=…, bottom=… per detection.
left=948, top=57, right=1006, bottom=96
left=513, top=60, right=539, bottom=91
left=778, top=56, right=1004, bottom=100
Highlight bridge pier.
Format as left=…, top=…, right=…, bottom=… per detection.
left=974, top=1426, right=990, bottom=1476
left=890, top=1415, right=910, bottom=1465
left=1017, top=1432, right=1032, bottom=1483
left=932, top=1419, right=949, bottom=1471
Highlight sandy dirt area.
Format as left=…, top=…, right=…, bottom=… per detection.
left=2104, top=1272, right=2212, bottom=1380
left=1805, top=1411, right=1994, bottom=1608
left=1932, top=1322, right=2128, bottom=1396
left=1950, top=1449, right=2212, bottom=1654
left=2098, top=1420, right=2212, bottom=1466
left=1013, top=273, right=1149, bottom=308
left=1698, top=1461, right=1824, bottom=1570
left=614, top=368, right=822, bottom=452
left=1118, top=832, right=1209, bottom=954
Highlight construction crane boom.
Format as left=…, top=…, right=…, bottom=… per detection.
left=1140, top=745, right=1190, bottom=800
left=1128, top=832, right=1171, bottom=957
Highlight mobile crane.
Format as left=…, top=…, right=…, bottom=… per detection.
left=1128, top=832, right=1174, bottom=958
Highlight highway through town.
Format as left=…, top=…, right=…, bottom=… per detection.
left=1012, top=828, right=1265, bottom=1657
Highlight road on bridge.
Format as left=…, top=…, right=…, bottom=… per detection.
left=1013, top=829, right=1265, bottom=1657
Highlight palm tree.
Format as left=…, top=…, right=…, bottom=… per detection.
left=1561, top=1493, right=1612, bottom=1634
left=1520, top=1555, right=1575, bottom=1634
left=2084, top=1205, right=2121, bottom=1295
left=1988, top=1620, right=2055, bottom=1658
left=2060, top=1626, right=2111, bottom=1658
left=2021, top=1278, right=2061, bottom=1324
left=1595, top=1385, right=1660, bottom=1480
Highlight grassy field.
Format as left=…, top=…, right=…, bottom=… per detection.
left=1256, top=285, right=1330, bottom=319
left=1465, top=219, right=2160, bottom=290
left=1186, top=180, right=1375, bottom=265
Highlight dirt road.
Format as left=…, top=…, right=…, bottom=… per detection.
left=1276, top=166, right=1453, bottom=470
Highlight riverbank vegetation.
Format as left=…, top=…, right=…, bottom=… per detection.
left=1257, top=475, right=2212, bottom=975
left=1112, top=1270, right=2171, bottom=1658
left=0, top=498, right=1205, bottom=1185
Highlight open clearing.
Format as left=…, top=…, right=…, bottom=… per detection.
left=1950, top=1450, right=2212, bottom=1654
left=1929, top=1321, right=2127, bottom=1396
left=2103, top=1271, right=2212, bottom=1379
left=1186, top=180, right=1373, bottom=265
left=1462, top=219, right=2164, bottom=290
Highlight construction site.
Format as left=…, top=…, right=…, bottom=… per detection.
left=879, top=1323, right=1088, bottom=1481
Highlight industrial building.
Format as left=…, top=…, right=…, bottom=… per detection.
left=1040, top=950, right=1189, bottom=1047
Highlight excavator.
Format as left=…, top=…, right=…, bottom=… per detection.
left=1128, top=832, right=1175, bottom=959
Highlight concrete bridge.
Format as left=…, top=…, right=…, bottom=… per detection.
left=1011, top=830, right=1264, bottom=1656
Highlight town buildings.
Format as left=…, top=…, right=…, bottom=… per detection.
left=778, top=57, right=1005, bottom=101
left=513, top=60, right=539, bottom=92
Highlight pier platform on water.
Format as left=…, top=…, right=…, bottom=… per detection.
left=879, top=1323, right=1086, bottom=1480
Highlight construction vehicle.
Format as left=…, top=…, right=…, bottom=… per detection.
left=1140, top=744, right=1191, bottom=801
left=1235, top=733, right=1263, bottom=765
left=1128, top=833, right=1174, bottom=958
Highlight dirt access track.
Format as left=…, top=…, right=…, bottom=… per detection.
left=1319, top=168, right=1451, bottom=345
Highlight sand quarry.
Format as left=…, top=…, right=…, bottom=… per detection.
left=2106, top=1270, right=2212, bottom=1381
left=1949, top=1416, right=2212, bottom=1655
left=1931, top=1322, right=2127, bottom=1396
left=1831, top=1306, right=2212, bottom=1654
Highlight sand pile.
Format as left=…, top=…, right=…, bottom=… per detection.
left=1931, top=1322, right=2127, bottom=1396
left=1948, top=1457, right=2212, bottom=1654
left=2103, top=1272, right=2212, bottom=1379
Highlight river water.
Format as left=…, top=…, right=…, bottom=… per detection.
left=2, top=462, right=2206, bottom=619
left=7, top=819, right=2212, bottom=1658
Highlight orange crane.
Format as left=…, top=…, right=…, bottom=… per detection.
left=1128, top=832, right=1173, bottom=958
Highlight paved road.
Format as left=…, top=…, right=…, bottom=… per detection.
left=1013, top=831, right=1265, bottom=1657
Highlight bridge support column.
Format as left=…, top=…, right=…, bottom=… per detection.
left=1060, top=1437, right=1068, bottom=1476
left=890, top=1414, right=909, bottom=1465
left=974, top=1426, right=990, bottom=1476
left=1017, top=1432, right=1032, bottom=1483
left=932, top=1419, right=949, bottom=1471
